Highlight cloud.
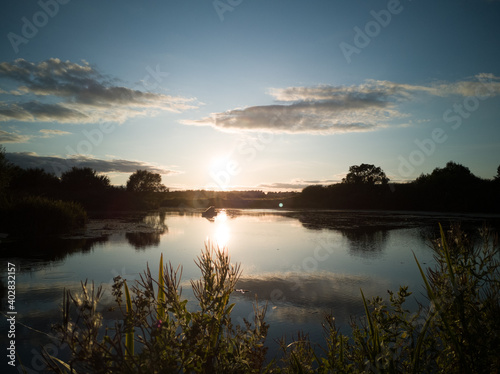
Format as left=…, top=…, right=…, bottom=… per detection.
left=433, top=74, right=500, bottom=97
left=183, top=87, right=401, bottom=134
left=0, top=128, right=71, bottom=142
left=258, top=178, right=341, bottom=190
left=0, top=58, right=200, bottom=124
left=184, top=74, right=500, bottom=134
left=39, top=129, right=71, bottom=137
left=0, top=130, right=31, bottom=143
left=5, top=152, right=181, bottom=176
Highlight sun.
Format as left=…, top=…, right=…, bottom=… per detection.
left=207, top=155, right=237, bottom=190
left=209, top=155, right=230, bottom=173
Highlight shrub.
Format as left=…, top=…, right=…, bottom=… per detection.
left=0, top=196, right=87, bottom=236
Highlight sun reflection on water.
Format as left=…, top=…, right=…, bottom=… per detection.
left=213, top=210, right=230, bottom=247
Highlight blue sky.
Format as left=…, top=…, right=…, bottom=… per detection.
left=1, top=0, right=499, bottom=190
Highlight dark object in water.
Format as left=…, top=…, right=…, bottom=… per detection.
left=202, top=206, right=217, bottom=218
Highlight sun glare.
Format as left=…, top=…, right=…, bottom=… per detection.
left=209, top=155, right=229, bottom=172
left=213, top=210, right=230, bottom=247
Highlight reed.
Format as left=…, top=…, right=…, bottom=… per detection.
left=156, top=253, right=166, bottom=321
left=123, top=281, right=134, bottom=359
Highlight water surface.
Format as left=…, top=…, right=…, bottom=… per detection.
left=1, top=209, right=497, bottom=371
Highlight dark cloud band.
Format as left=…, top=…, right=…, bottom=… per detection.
left=5, top=152, right=180, bottom=176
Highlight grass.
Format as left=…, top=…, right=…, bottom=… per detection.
left=44, top=225, right=499, bottom=373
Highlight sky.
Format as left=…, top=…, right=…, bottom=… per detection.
left=1, top=0, right=499, bottom=191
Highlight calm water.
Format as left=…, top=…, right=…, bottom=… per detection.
left=1, top=209, right=498, bottom=371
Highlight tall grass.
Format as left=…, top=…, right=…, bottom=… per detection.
left=45, top=225, right=499, bottom=373
left=0, top=196, right=87, bottom=236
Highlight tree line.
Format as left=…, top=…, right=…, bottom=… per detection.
left=1, top=144, right=499, bottom=219
left=0, top=147, right=169, bottom=212
left=296, top=162, right=500, bottom=213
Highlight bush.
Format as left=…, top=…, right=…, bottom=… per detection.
left=0, top=196, right=87, bottom=236
left=45, top=226, right=499, bottom=373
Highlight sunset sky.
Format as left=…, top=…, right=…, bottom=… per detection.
left=1, top=0, right=499, bottom=190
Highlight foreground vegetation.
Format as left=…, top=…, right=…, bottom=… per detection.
left=44, top=225, right=499, bottom=373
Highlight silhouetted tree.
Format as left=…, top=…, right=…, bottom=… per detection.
left=495, top=165, right=500, bottom=181
left=0, top=146, right=11, bottom=197
left=126, top=170, right=167, bottom=193
left=414, top=161, right=486, bottom=212
left=9, top=167, right=60, bottom=196
left=415, top=161, right=480, bottom=186
left=342, top=164, right=389, bottom=185
left=301, top=185, right=329, bottom=204
left=61, top=167, right=110, bottom=192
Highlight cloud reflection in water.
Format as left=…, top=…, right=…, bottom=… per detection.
left=234, top=272, right=391, bottom=326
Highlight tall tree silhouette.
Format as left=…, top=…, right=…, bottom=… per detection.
left=126, top=170, right=167, bottom=193
left=61, top=167, right=110, bottom=192
left=342, top=164, right=389, bottom=185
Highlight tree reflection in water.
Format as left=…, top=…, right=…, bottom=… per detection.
left=125, top=211, right=168, bottom=250
left=340, top=228, right=389, bottom=257
left=0, top=236, right=108, bottom=272
left=125, top=232, right=162, bottom=250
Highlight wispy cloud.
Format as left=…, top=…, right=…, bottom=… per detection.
left=184, top=74, right=500, bottom=134
left=0, top=128, right=72, bottom=142
left=39, top=129, right=71, bottom=138
left=0, top=130, right=31, bottom=143
left=5, top=152, right=182, bottom=176
left=433, top=73, right=500, bottom=97
left=0, top=58, right=200, bottom=124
